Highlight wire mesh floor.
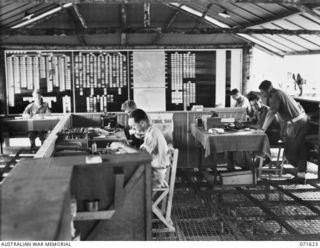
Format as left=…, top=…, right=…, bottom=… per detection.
left=153, top=168, right=320, bottom=241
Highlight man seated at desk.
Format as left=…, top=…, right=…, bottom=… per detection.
left=113, top=109, right=170, bottom=188
left=22, top=89, right=51, bottom=151
left=230, top=88, right=252, bottom=117
left=247, top=91, right=281, bottom=146
left=121, top=100, right=144, bottom=148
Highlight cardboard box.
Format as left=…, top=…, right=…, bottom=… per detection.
left=220, top=170, right=255, bottom=186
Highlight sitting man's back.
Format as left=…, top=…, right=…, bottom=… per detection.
left=129, top=109, right=170, bottom=188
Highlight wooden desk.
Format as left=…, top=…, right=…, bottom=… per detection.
left=1, top=152, right=152, bottom=241
left=2, top=116, right=62, bottom=133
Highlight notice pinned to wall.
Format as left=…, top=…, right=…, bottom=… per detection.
left=148, top=113, right=173, bottom=144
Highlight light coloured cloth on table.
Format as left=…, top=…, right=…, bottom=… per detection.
left=190, top=123, right=271, bottom=158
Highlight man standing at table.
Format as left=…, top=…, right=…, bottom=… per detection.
left=259, top=80, right=309, bottom=178
left=22, top=89, right=51, bottom=151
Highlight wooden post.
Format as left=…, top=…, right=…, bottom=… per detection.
left=318, top=103, right=320, bottom=178
left=242, top=46, right=253, bottom=95
left=0, top=50, right=6, bottom=114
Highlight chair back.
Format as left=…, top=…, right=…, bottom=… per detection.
left=165, top=148, right=179, bottom=219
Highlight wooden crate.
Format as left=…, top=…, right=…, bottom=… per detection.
left=220, top=170, right=255, bottom=186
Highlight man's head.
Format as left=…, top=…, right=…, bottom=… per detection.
left=129, top=109, right=150, bottom=133
left=230, top=88, right=241, bottom=101
left=247, top=91, right=262, bottom=111
left=258, top=80, right=273, bottom=98
left=32, top=89, right=42, bottom=105
left=121, top=100, right=137, bottom=114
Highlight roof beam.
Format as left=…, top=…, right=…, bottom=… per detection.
left=151, top=3, right=183, bottom=44
left=10, top=3, right=72, bottom=29
left=189, top=3, right=213, bottom=33
left=3, top=27, right=320, bottom=35
left=292, top=4, right=320, bottom=20
left=72, top=4, right=87, bottom=29
left=3, top=0, right=320, bottom=4
left=239, top=7, right=300, bottom=28
left=67, top=7, right=87, bottom=45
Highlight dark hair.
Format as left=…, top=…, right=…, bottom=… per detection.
left=211, top=111, right=219, bottom=117
left=230, top=88, right=239, bottom=95
left=130, top=109, right=149, bottom=123
left=247, top=91, right=260, bottom=101
left=259, top=80, right=272, bottom=91
left=121, top=100, right=137, bottom=112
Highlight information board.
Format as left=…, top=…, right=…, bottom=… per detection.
left=5, top=51, right=73, bottom=114
left=165, top=51, right=216, bottom=111
left=73, top=51, right=130, bottom=112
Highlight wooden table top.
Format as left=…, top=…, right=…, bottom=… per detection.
left=1, top=151, right=152, bottom=241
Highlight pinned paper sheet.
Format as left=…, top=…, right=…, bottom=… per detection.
left=85, top=156, right=102, bottom=164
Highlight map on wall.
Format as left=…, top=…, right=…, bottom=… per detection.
left=132, top=51, right=166, bottom=111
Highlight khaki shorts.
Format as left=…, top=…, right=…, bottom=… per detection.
left=152, top=167, right=167, bottom=188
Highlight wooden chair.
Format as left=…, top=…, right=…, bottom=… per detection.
left=256, top=140, right=287, bottom=179
left=152, top=148, right=179, bottom=233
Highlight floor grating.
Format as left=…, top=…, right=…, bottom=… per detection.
left=152, top=169, right=320, bottom=241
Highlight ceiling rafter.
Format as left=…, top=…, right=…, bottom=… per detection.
left=211, top=2, right=253, bottom=25
left=189, top=3, right=213, bottom=33
left=3, top=0, right=320, bottom=4
left=67, top=6, right=87, bottom=45
left=10, top=3, right=72, bottom=29
left=151, top=3, right=184, bottom=44
left=271, top=22, right=320, bottom=48
left=1, top=3, right=58, bottom=28
left=3, top=27, right=320, bottom=35
left=72, top=4, right=87, bottom=29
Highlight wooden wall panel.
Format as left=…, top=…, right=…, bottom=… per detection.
left=69, top=108, right=246, bottom=168
left=71, top=162, right=149, bottom=240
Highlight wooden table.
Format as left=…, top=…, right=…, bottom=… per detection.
left=1, top=151, right=152, bottom=241
left=190, top=123, right=271, bottom=184
left=2, top=116, right=62, bottom=133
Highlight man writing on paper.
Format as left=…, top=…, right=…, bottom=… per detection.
left=22, top=89, right=51, bottom=151
left=247, top=91, right=281, bottom=145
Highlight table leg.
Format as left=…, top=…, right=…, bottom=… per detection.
left=227, top=151, right=235, bottom=171
left=213, top=152, right=218, bottom=185
left=197, top=143, right=203, bottom=169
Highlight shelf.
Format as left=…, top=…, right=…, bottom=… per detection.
left=74, top=210, right=115, bottom=221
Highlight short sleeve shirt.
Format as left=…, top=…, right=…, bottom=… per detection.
left=23, top=102, right=51, bottom=118
left=140, top=126, right=170, bottom=169
left=268, top=88, right=303, bottom=122
left=253, top=104, right=279, bottom=130
left=235, top=95, right=251, bottom=115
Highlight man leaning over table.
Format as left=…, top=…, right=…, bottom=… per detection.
left=22, top=89, right=51, bottom=151
left=258, top=80, right=309, bottom=179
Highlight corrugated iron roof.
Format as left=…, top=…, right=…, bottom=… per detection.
left=1, top=1, right=320, bottom=56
